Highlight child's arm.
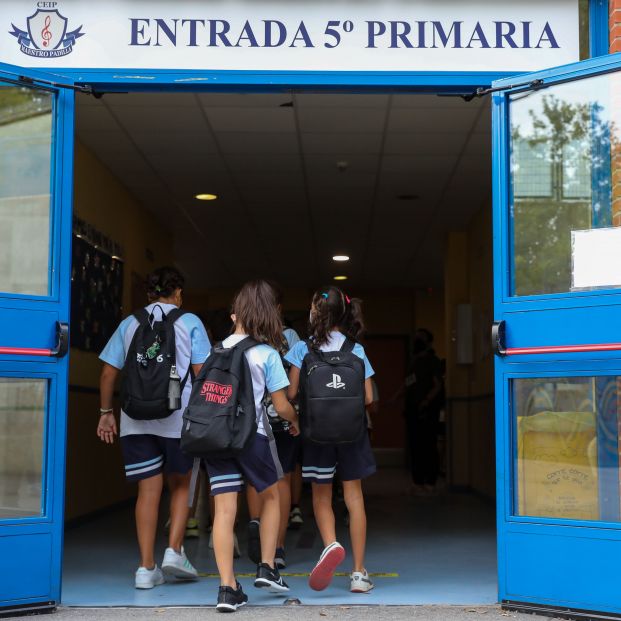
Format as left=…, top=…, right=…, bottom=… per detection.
left=98, top=363, right=119, bottom=443
left=271, top=389, right=299, bottom=434
left=365, top=378, right=374, bottom=406
left=287, top=366, right=300, bottom=401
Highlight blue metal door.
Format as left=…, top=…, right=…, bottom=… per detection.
left=493, top=53, right=621, bottom=617
left=0, top=62, right=74, bottom=615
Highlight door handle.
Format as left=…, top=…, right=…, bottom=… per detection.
left=492, top=319, right=621, bottom=356
left=0, top=321, right=69, bottom=358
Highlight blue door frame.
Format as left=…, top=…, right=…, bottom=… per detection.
left=0, top=63, right=74, bottom=614
left=492, top=52, right=621, bottom=616
left=0, top=0, right=612, bottom=614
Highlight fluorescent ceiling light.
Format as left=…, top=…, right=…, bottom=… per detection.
left=332, top=255, right=350, bottom=262
left=195, top=193, right=218, bottom=201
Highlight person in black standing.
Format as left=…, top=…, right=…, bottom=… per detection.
left=404, top=329, right=444, bottom=495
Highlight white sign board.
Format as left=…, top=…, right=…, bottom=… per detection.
left=572, top=228, right=621, bottom=291
left=0, top=0, right=580, bottom=73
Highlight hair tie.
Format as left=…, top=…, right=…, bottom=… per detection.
left=155, top=285, right=162, bottom=293
left=321, top=292, right=328, bottom=299
left=345, top=295, right=351, bottom=304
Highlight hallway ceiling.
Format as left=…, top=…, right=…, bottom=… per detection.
left=75, top=91, right=491, bottom=289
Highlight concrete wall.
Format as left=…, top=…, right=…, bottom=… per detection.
left=65, top=141, right=173, bottom=521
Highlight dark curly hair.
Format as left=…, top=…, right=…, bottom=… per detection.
left=146, top=266, right=185, bottom=302
left=308, top=285, right=365, bottom=347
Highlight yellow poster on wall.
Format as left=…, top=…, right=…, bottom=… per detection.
left=517, top=411, right=599, bottom=520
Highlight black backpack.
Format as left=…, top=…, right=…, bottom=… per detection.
left=121, top=306, right=188, bottom=420
left=299, top=338, right=366, bottom=444
left=181, top=337, right=259, bottom=459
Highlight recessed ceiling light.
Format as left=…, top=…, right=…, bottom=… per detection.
left=332, top=255, right=350, bottom=262
left=195, top=193, right=218, bottom=201
left=334, top=275, right=348, bottom=281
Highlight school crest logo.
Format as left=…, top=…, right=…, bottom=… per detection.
left=10, top=3, right=84, bottom=58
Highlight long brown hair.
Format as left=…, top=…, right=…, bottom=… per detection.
left=308, top=285, right=365, bottom=347
left=231, top=280, right=283, bottom=349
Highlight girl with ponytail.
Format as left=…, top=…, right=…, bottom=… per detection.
left=285, top=285, right=376, bottom=595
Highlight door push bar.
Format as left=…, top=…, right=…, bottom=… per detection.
left=493, top=320, right=621, bottom=356
left=0, top=322, right=69, bottom=358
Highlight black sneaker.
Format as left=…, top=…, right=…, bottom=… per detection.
left=216, top=582, right=248, bottom=613
left=254, top=563, right=290, bottom=594
left=275, top=547, right=286, bottom=570
left=247, top=520, right=261, bottom=565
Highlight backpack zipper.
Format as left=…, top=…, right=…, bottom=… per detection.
left=307, top=364, right=319, bottom=376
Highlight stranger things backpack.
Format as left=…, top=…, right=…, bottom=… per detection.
left=121, top=306, right=188, bottom=420
left=181, top=337, right=259, bottom=458
left=299, top=338, right=367, bottom=444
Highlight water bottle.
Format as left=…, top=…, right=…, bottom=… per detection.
left=168, top=364, right=182, bottom=411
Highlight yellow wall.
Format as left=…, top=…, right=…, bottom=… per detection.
left=65, top=140, right=173, bottom=521
left=443, top=202, right=495, bottom=498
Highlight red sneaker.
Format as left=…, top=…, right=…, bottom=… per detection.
left=309, top=542, right=346, bottom=591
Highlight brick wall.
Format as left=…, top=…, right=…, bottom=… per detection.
left=612, top=0, right=621, bottom=52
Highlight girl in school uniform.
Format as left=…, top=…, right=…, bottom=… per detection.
left=285, top=286, right=376, bottom=594
left=204, top=280, right=300, bottom=612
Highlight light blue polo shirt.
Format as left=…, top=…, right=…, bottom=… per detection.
left=99, top=303, right=211, bottom=438
left=285, top=330, right=374, bottom=378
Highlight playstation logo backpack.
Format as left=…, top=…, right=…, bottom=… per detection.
left=299, top=338, right=366, bottom=444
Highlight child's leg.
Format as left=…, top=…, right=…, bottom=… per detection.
left=311, top=482, right=337, bottom=547
left=258, top=482, right=280, bottom=566
left=277, top=474, right=292, bottom=548
left=167, top=471, right=192, bottom=551
left=136, top=474, right=164, bottom=568
left=213, top=491, right=239, bottom=587
left=291, top=463, right=303, bottom=508
left=342, top=479, right=367, bottom=573
left=246, top=484, right=262, bottom=520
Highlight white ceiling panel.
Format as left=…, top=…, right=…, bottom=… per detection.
left=130, top=130, right=220, bottom=155
left=218, top=132, right=299, bottom=155
left=388, top=106, right=480, bottom=134
left=109, top=105, right=208, bottom=133
left=76, top=89, right=492, bottom=290
left=297, top=107, right=387, bottom=134
left=198, top=93, right=293, bottom=108
left=385, top=131, right=466, bottom=156
left=206, top=107, right=295, bottom=133
left=295, top=94, right=390, bottom=109
left=301, top=132, right=383, bottom=155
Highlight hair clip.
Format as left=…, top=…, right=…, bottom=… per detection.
left=345, top=295, right=351, bottom=304
left=321, top=292, right=328, bottom=299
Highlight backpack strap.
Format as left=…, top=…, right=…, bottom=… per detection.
left=133, top=308, right=150, bottom=324
left=164, top=307, right=187, bottom=324
left=340, top=337, right=356, bottom=353
left=234, top=336, right=260, bottom=353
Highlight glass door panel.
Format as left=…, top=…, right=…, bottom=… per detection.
left=0, top=84, right=53, bottom=297
left=0, top=378, right=47, bottom=519
left=510, top=70, right=621, bottom=297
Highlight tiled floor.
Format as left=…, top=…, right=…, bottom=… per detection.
left=62, top=469, right=497, bottom=607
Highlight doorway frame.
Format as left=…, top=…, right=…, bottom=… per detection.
left=5, top=0, right=605, bottom=609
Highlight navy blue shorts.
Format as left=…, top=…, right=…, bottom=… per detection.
left=274, top=431, right=300, bottom=475
left=121, top=434, right=193, bottom=482
left=204, top=433, right=282, bottom=496
left=302, top=432, right=376, bottom=484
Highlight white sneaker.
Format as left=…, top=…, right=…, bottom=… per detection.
left=135, top=565, right=165, bottom=590
left=350, top=570, right=374, bottom=593
left=161, top=546, right=198, bottom=580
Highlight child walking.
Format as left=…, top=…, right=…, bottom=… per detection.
left=97, top=266, right=211, bottom=589
left=285, top=286, right=376, bottom=594
left=203, top=280, right=299, bottom=612
left=246, top=282, right=301, bottom=570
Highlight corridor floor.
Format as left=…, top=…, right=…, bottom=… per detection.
left=62, top=469, right=497, bottom=607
